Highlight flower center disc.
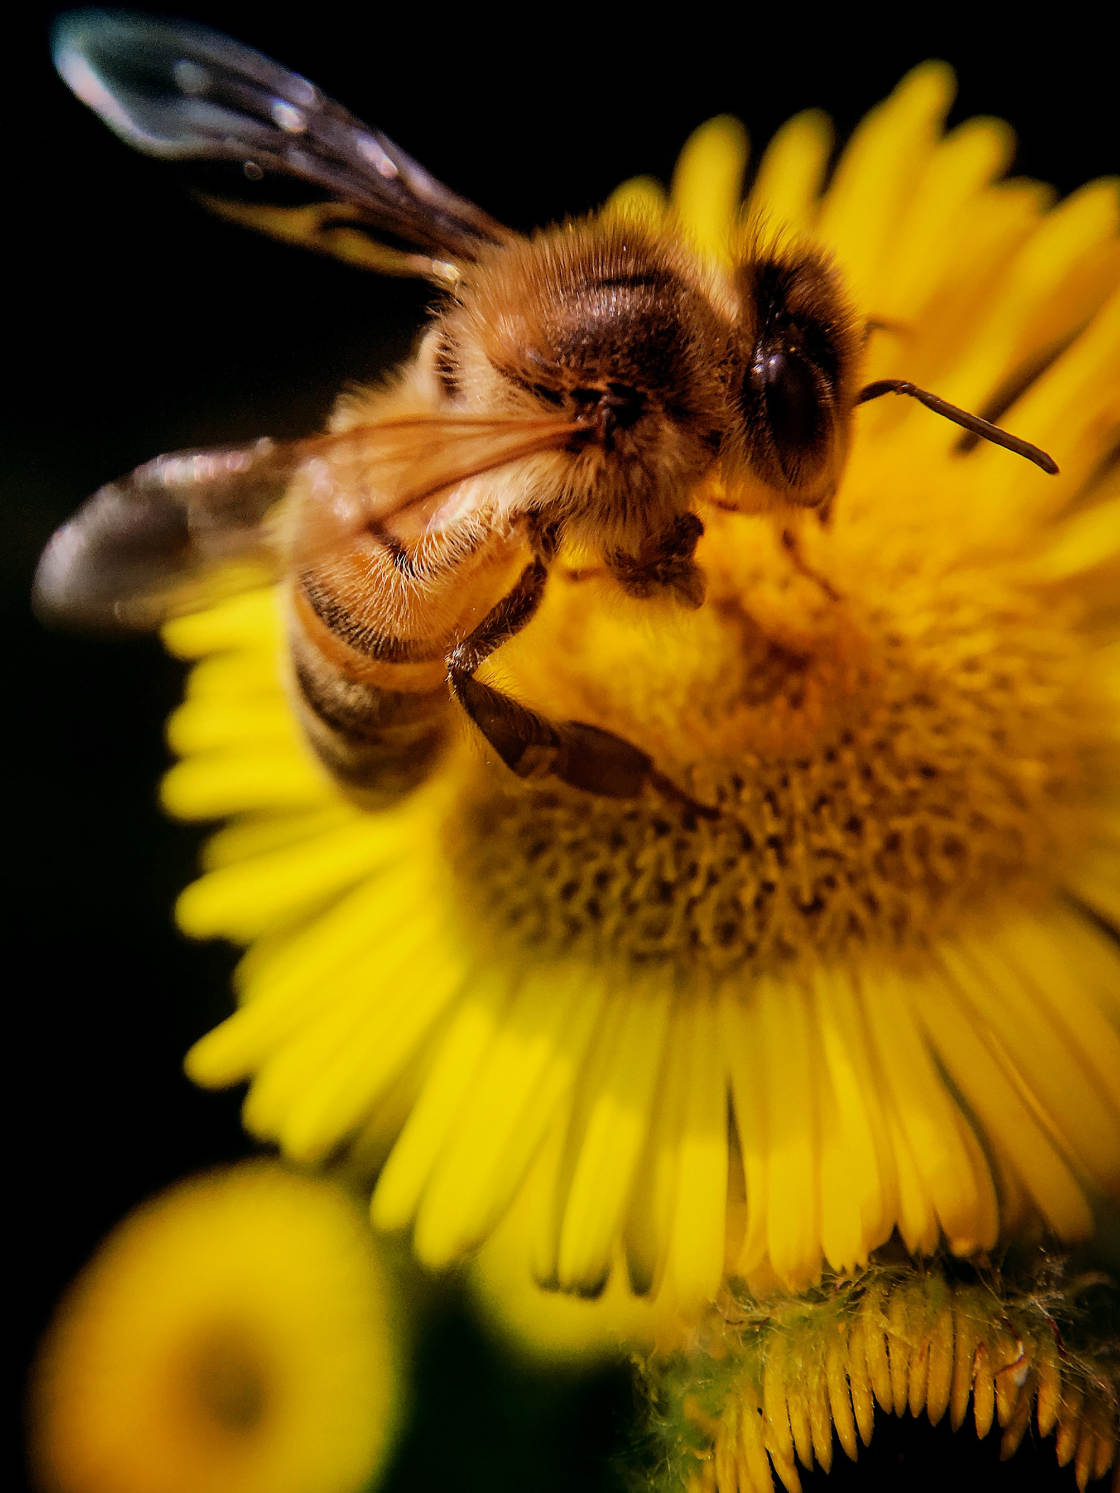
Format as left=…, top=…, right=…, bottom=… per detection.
left=182, top=1324, right=269, bottom=1435
left=446, top=500, right=1095, bottom=981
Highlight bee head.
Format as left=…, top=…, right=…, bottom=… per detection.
left=723, top=247, right=862, bottom=513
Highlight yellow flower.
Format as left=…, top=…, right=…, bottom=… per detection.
left=466, top=1146, right=688, bottom=1365
left=645, top=1259, right=1119, bottom=1493
left=28, top=1163, right=407, bottom=1493
left=167, top=65, right=1120, bottom=1307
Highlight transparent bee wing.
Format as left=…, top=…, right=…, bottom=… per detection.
left=34, top=437, right=292, bottom=631
left=34, top=415, right=580, bottom=631
left=53, top=12, right=512, bottom=279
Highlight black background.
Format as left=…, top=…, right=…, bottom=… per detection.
left=7, top=6, right=1115, bottom=1489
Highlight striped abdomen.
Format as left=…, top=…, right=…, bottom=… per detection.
left=287, top=521, right=524, bottom=807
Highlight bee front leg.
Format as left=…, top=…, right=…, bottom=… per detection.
left=446, top=557, right=716, bottom=815
left=606, top=511, right=706, bottom=609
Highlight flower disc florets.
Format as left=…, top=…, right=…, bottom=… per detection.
left=453, top=495, right=1095, bottom=978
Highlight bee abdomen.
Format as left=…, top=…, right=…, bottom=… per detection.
left=289, top=628, right=451, bottom=808
left=285, top=520, right=525, bottom=806
left=298, top=569, right=445, bottom=663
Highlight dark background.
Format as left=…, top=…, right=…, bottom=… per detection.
left=7, top=6, right=1115, bottom=1489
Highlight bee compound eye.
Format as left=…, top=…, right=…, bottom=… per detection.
left=753, top=347, right=825, bottom=460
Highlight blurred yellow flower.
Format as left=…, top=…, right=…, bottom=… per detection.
left=29, top=1163, right=407, bottom=1493
left=166, top=65, right=1119, bottom=1307
left=466, top=1147, right=689, bottom=1365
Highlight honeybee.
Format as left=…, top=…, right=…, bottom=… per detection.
left=36, top=14, right=1058, bottom=811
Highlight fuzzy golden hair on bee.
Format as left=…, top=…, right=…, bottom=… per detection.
left=429, top=215, right=737, bottom=550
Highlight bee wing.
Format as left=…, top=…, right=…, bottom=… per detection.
left=53, top=12, right=512, bottom=281
left=34, top=415, right=581, bottom=631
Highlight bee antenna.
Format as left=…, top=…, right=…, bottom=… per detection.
left=856, top=379, right=1059, bottom=475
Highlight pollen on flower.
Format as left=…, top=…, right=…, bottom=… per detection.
left=450, top=503, right=1096, bottom=976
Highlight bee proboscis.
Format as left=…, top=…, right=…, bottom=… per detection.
left=37, top=14, right=1058, bottom=813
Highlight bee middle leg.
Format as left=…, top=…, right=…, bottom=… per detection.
left=607, top=511, right=706, bottom=609
left=446, top=559, right=715, bottom=815
left=780, top=525, right=842, bottom=601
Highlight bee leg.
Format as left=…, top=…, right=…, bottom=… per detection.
left=780, top=526, right=842, bottom=601
left=531, top=511, right=609, bottom=581
left=863, top=316, right=908, bottom=343
left=526, top=512, right=563, bottom=563
left=447, top=559, right=717, bottom=817
left=607, top=511, right=706, bottom=609
left=558, top=566, right=608, bottom=583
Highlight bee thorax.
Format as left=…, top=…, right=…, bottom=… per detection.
left=432, top=217, right=735, bottom=554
